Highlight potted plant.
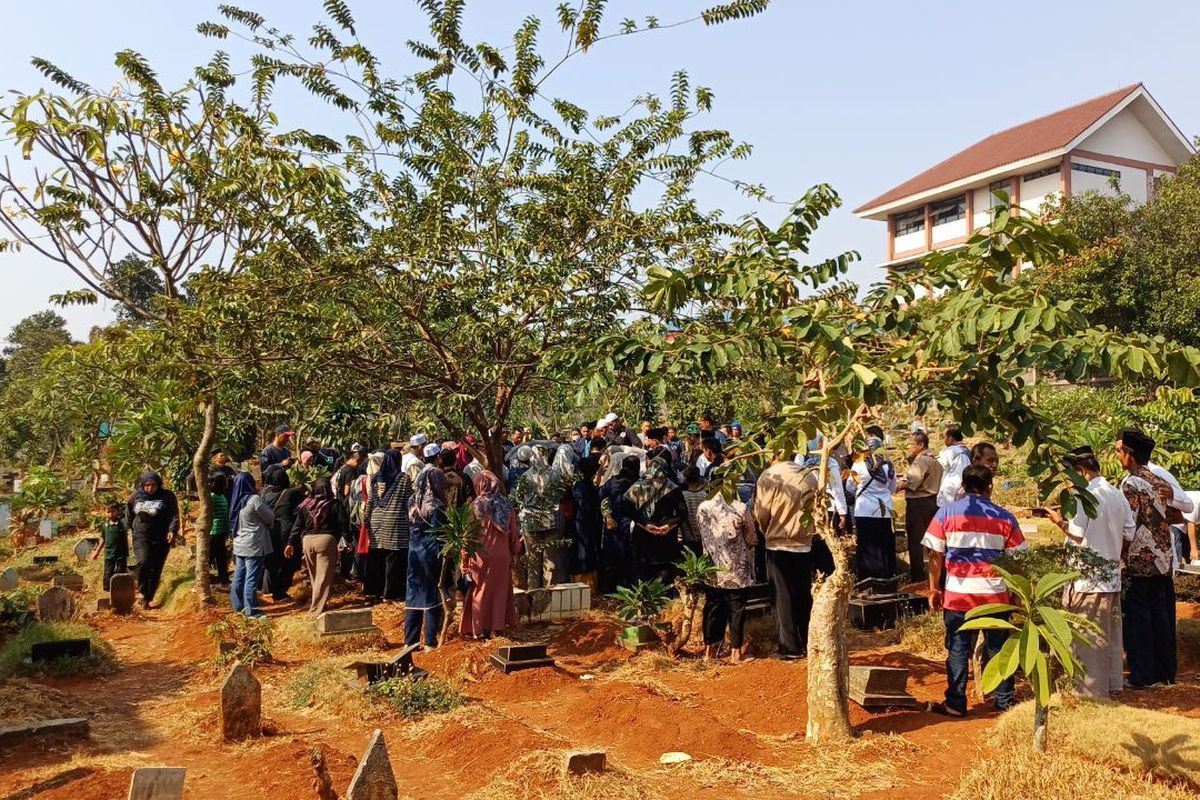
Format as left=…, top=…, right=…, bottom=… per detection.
left=611, top=578, right=671, bottom=650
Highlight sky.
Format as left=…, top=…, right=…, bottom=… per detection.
left=1, top=0, right=1197, bottom=339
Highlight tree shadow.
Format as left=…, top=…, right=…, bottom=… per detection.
left=1120, top=731, right=1200, bottom=789
left=0, top=767, right=96, bottom=800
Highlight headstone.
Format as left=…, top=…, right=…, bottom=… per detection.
left=74, top=537, right=100, bottom=562
left=849, top=593, right=929, bottom=630
left=0, top=567, right=17, bottom=591
left=37, top=586, right=76, bottom=621
left=127, top=767, right=186, bottom=800
left=110, top=572, right=137, bottom=615
left=345, top=644, right=427, bottom=687
left=94, top=598, right=112, bottom=612
left=38, top=519, right=55, bottom=540
left=491, top=642, right=555, bottom=673
left=31, top=638, right=91, bottom=663
left=52, top=574, right=85, bottom=591
left=220, top=663, right=262, bottom=741
left=316, top=607, right=381, bottom=637
left=32, top=555, right=60, bottom=565
left=345, top=729, right=399, bottom=800
left=0, top=717, right=89, bottom=745
left=0, top=503, right=10, bottom=535
left=848, top=665, right=919, bottom=708
left=563, top=751, right=606, bottom=776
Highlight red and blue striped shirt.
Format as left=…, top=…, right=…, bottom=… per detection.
left=921, top=494, right=1027, bottom=611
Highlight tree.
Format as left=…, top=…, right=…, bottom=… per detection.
left=0, top=311, right=74, bottom=461
left=593, top=193, right=1200, bottom=742
left=0, top=41, right=344, bottom=601
left=201, top=0, right=772, bottom=474
left=0, top=311, right=71, bottom=383
left=1039, top=155, right=1200, bottom=348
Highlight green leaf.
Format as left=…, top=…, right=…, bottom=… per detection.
left=964, top=603, right=1021, bottom=620
left=981, top=636, right=1020, bottom=693
left=850, top=363, right=878, bottom=385
left=958, top=617, right=1019, bottom=633
left=1033, top=651, right=1051, bottom=707
left=1033, top=571, right=1078, bottom=603
left=1019, top=622, right=1041, bottom=675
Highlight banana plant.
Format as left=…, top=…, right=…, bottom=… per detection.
left=671, top=549, right=718, bottom=655
left=959, top=566, right=1100, bottom=751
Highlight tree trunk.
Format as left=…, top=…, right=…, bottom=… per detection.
left=482, top=429, right=507, bottom=481
left=671, top=587, right=701, bottom=656
left=437, top=556, right=457, bottom=647
left=1032, top=702, right=1049, bottom=752
left=191, top=394, right=218, bottom=604
left=805, top=528, right=856, bottom=742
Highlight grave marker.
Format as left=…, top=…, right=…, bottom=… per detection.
left=316, top=607, right=381, bottom=637
left=564, top=750, right=606, bottom=776
left=52, top=574, right=85, bottom=591
left=74, top=537, right=100, bottom=562
left=345, top=644, right=427, bottom=687
left=491, top=642, right=555, bottom=673
left=848, top=665, right=918, bottom=708
left=95, top=598, right=112, bottom=612
left=32, top=554, right=59, bottom=565
left=345, top=729, right=399, bottom=800
left=110, top=572, right=137, bottom=614
left=0, top=567, right=17, bottom=592
left=127, top=767, right=186, bottom=800
left=0, top=717, right=89, bottom=746
left=0, top=502, right=9, bottom=534
left=220, top=663, right=262, bottom=741
left=38, top=519, right=55, bottom=540
left=31, top=638, right=91, bottom=663
left=36, top=586, right=75, bottom=621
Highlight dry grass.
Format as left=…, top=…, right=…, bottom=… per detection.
left=951, top=749, right=1196, bottom=800
left=896, top=610, right=945, bottom=658
left=0, top=678, right=96, bottom=723
left=989, top=697, right=1200, bottom=789
left=672, top=734, right=919, bottom=798
left=1178, top=617, right=1200, bottom=664
left=465, top=749, right=662, bottom=800
left=592, top=651, right=710, bottom=702
left=274, top=612, right=387, bottom=657
left=279, top=654, right=384, bottom=721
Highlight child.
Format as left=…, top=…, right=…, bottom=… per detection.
left=92, top=501, right=129, bottom=590
left=209, top=472, right=232, bottom=588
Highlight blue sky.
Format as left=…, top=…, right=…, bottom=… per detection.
left=2, top=0, right=1197, bottom=339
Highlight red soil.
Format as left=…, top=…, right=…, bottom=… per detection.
left=2, top=594, right=1197, bottom=799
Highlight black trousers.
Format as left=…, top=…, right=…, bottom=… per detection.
left=384, top=548, right=408, bottom=600
left=132, top=535, right=168, bottom=603
left=766, top=548, right=813, bottom=657
left=855, top=516, right=896, bottom=579
left=905, top=495, right=938, bottom=582
left=208, top=534, right=230, bottom=584
left=1123, top=575, right=1176, bottom=686
left=102, top=555, right=128, bottom=591
left=703, top=586, right=748, bottom=649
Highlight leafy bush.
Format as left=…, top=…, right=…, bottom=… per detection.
left=205, top=613, right=275, bottom=668
left=369, top=675, right=464, bottom=719
left=996, top=544, right=1116, bottom=605
left=0, top=586, right=44, bottom=635
left=0, top=621, right=117, bottom=678
left=11, top=465, right=68, bottom=520
left=610, top=578, right=671, bottom=623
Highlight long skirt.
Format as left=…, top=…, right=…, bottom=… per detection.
left=855, top=516, right=896, bottom=579
left=406, top=518, right=444, bottom=610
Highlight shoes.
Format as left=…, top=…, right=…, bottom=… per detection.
left=928, top=702, right=967, bottom=718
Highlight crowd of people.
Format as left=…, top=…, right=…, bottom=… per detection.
left=91, top=410, right=1199, bottom=715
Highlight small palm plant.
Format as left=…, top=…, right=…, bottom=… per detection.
left=433, top=504, right=483, bottom=646
left=671, top=550, right=717, bottom=655
left=958, top=566, right=1099, bottom=751
left=610, top=578, right=671, bottom=624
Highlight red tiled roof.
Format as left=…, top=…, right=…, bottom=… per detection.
left=855, top=84, right=1142, bottom=214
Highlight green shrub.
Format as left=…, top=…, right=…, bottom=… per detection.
left=0, top=621, right=118, bottom=678
left=10, top=466, right=69, bottom=520
left=610, top=578, right=671, bottom=623
left=0, top=586, right=44, bottom=635
left=205, top=613, right=275, bottom=668
left=369, top=675, right=465, bottom=720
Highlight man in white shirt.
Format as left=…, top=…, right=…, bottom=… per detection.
left=1048, top=446, right=1135, bottom=697
left=401, top=433, right=428, bottom=480
left=936, top=426, right=971, bottom=508
left=851, top=426, right=897, bottom=579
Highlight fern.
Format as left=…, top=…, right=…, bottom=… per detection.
left=218, top=4, right=266, bottom=31
left=29, top=58, right=92, bottom=95
left=701, top=0, right=770, bottom=26
left=322, top=0, right=357, bottom=36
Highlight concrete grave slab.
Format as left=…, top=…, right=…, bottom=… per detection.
left=127, top=767, right=187, bottom=800
left=848, top=665, right=919, bottom=708
left=0, top=717, right=89, bottom=746
left=316, top=607, right=381, bottom=637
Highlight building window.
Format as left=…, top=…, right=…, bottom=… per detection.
left=930, top=195, right=966, bottom=226
left=989, top=180, right=1011, bottom=208
left=894, top=209, right=924, bottom=237
left=1023, top=166, right=1060, bottom=182
left=1072, top=162, right=1121, bottom=179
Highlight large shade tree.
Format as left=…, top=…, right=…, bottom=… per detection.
left=201, top=0, right=772, bottom=472
left=593, top=193, right=1200, bottom=742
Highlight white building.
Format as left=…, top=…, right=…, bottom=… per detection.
left=855, top=83, right=1194, bottom=271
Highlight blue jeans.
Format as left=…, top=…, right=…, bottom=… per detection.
left=230, top=556, right=266, bottom=617
left=944, top=609, right=1014, bottom=714
left=404, top=606, right=445, bottom=648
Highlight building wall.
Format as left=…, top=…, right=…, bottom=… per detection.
left=894, top=229, right=924, bottom=254
left=1019, top=171, right=1061, bottom=216
left=1071, top=154, right=1148, bottom=203
left=1078, top=105, right=1175, bottom=166
left=931, top=216, right=967, bottom=245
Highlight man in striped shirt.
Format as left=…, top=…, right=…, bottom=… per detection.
left=923, top=464, right=1027, bottom=717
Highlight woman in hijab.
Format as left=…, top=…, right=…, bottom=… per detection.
left=460, top=470, right=522, bottom=639
left=406, top=458, right=449, bottom=647
left=230, top=471, right=274, bottom=617
left=126, top=471, right=180, bottom=610
left=598, top=455, right=642, bottom=593
left=286, top=477, right=353, bottom=615
left=625, top=457, right=687, bottom=585
left=365, top=449, right=413, bottom=604
left=260, top=465, right=302, bottom=602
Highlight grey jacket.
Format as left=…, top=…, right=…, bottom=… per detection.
left=233, top=496, right=275, bottom=558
